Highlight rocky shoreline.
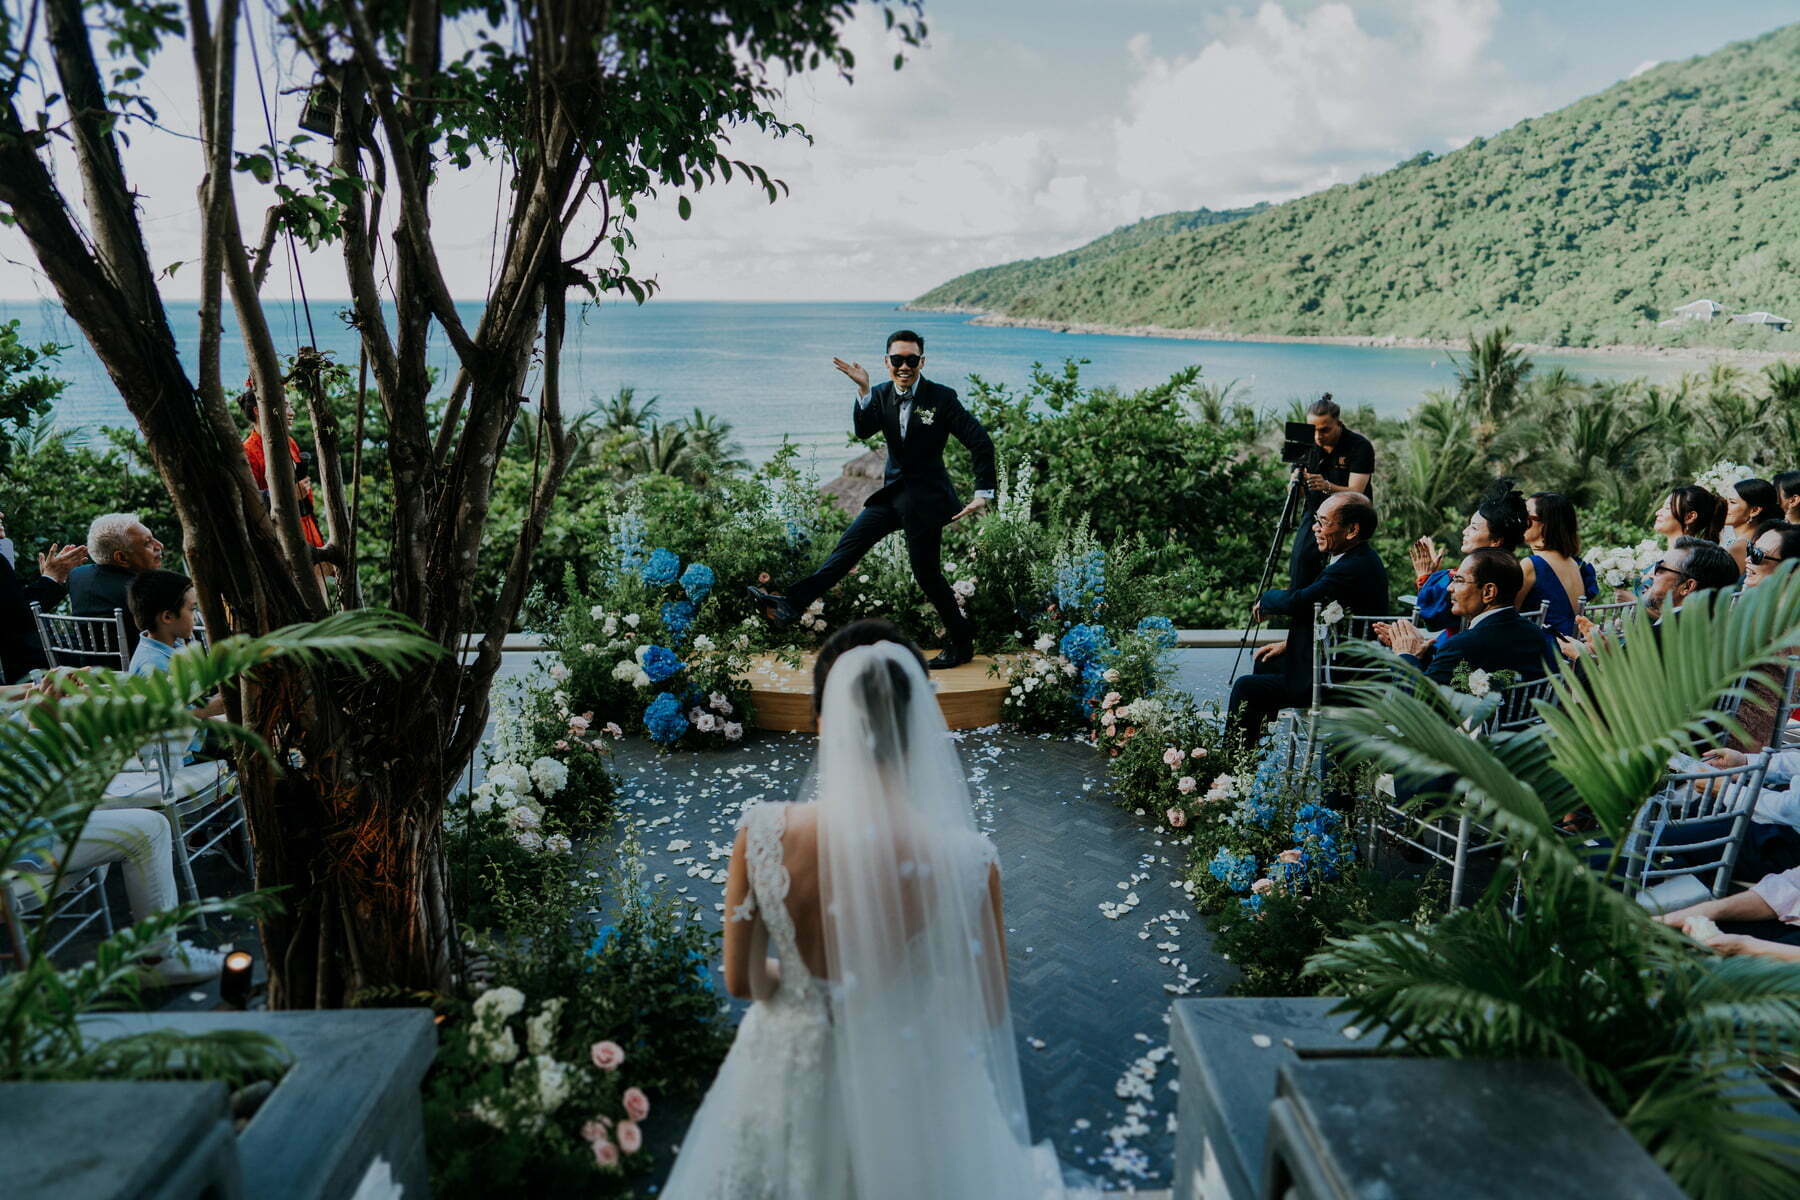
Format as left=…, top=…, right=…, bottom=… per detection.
left=902, top=306, right=1797, bottom=368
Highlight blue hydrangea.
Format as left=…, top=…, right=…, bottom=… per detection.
left=784, top=519, right=806, bottom=547
left=640, top=547, right=681, bottom=587
left=660, top=600, right=697, bottom=644
left=640, top=644, right=685, bottom=684
left=1136, top=616, right=1177, bottom=649
left=1059, top=623, right=1113, bottom=668
left=1231, top=795, right=1277, bottom=829
left=609, top=512, right=648, bottom=578
left=644, top=692, right=689, bottom=744
left=1207, top=848, right=1258, bottom=893
left=1054, top=547, right=1106, bottom=614
left=1292, top=802, right=1341, bottom=845
left=1238, top=894, right=1266, bottom=917
left=679, top=562, right=715, bottom=602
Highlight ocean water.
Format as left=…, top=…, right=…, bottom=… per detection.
left=1, top=297, right=1699, bottom=473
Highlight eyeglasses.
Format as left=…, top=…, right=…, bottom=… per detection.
left=1747, top=544, right=1784, bottom=566
left=1652, top=562, right=1692, bottom=581
left=886, top=353, right=922, bottom=369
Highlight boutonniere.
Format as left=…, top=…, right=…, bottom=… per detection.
left=916, top=407, right=936, bottom=426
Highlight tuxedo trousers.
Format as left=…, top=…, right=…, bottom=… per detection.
left=785, top=503, right=972, bottom=646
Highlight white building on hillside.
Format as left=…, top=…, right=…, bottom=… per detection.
left=1729, top=311, right=1792, bottom=331
left=1672, top=298, right=1727, bottom=321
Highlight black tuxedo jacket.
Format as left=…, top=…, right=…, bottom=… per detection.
left=1406, top=605, right=1549, bottom=685
left=0, top=555, right=65, bottom=684
left=853, top=378, right=997, bottom=526
left=1258, top=541, right=1391, bottom=688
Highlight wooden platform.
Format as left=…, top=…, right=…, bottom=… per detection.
left=737, top=650, right=1011, bottom=732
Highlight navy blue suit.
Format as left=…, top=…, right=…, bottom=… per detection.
left=1402, top=605, right=1549, bottom=685
left=1228, top=541, right=1391, bottom=745
left=0, top=556, right=66, bottom=684
left=785, top=378, right=997, bottom=645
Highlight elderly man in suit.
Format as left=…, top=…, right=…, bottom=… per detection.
left=1227, top=491, right=1390, bottom=747
left=1377, top=547, right=1549, bottom=685
left=750, top=330, right=996, bottom=669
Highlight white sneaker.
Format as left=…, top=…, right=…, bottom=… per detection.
left=138, top=941, right=227, bottom=987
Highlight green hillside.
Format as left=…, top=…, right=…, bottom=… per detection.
left=912, top=24, right=1800, bottom=348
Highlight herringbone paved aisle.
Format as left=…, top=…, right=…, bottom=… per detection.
left=604, top=726, right=1235, bottom=1192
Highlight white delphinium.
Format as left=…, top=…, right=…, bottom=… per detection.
left=526, top=999, right=564, bottom=1055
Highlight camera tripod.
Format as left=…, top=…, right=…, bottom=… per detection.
left=1228, top=454, right=1321, bottom=682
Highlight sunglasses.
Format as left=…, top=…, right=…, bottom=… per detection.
left=1747, top=544, right=1784, bottom=566
left=1652, top=562, right=1692, bottom=580
left=886, top=353, right=922, bottom=369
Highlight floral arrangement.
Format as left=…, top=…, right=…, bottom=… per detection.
left=1693, top=459, right=1757, bottom=499
left=999, top=634, right=1082, bottom=732
left=1585, top=539, right=1662, bottom=592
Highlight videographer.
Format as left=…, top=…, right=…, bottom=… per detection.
left=1288, top=394, right=1375, bottom=589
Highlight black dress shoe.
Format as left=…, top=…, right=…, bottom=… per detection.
left=927, top=644, right=974, bottom=670
left=746, top=585, right=799, bottom=626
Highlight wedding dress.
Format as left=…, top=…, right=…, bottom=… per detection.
left=662, top=642, right=1072, bottom=1200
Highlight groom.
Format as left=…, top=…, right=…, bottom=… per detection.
left=749, top=330, right=996, bottom=669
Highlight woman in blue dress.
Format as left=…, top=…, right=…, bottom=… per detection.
left=1411, top=479, right=1530, bottom=638
left=1518, top=491, right=1596, bottom=641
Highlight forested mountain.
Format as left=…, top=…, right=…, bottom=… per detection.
left=913, top=24, right=1800, bottom=348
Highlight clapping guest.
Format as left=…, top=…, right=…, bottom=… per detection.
left=1559, top=537, right=1738, bottom=662
left=1517, top=492, right=1596, bottom=641
left=1410, top=480, right=1528, bottom=636
left=1658, top=868, right=1800, bottom=963
left=0, top=508, right=88, bottom=684
left=1378, top=549, right=1548, bottom=685
left=1720, top=478, right=1778, bottom=573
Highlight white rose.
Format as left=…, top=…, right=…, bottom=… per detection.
left=1011, top=686, right=1023, bottom=697
left=532, top=1055, right=572, bottom=1113
left=488, top=763, right=530, bottom=795
left=693, top=634, right=716, bottom=653
left=514, top=830, right=544, bottom=852
left=953, top=579, right=976, bottom=598
left=544, top=833, right=573, bottom=856
left=633, top=669, right=651, bottom=688
left=1034, top=635, right=1054, bottom=653
left=612, top=660, right=638, bottom=682
left=624, top=613, right=641, bottom=629
left=474, top=984, right=526, bottom=1021
left=493, top=791, right=520, bottom=811
left=723, top=722, right=744, bottom=741
left=733, top=634, right=750, bottom=650
left=1466, top=669, right=1492, bottom=697
left=506, top=805, right=542, bottom=831
left=471, top=790, right=495, bottom=815
left=1103, top=669, right=1120, bottom=683
left=695, top=713, right=718, bottom=732
left=580, top=642, right=598, bottom=654
left=1319, top=601, right=1345, bottom=626
left=549, top=663, right=569, bottom=682
left=483, top=1026, right=519, bottom=1064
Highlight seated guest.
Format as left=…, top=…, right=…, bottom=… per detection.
left=0, top=507, right=87, bottom=684
left=1644, top=536, right=1738, bottom=623
left=1743, top=520, right=1800, bottom=590
left=1410, top=479, right=1529, bottom=636
left=1720, top=477, right=1778, bottom=573
left=67, top=512, right=165, bottom=656
left=127, top=570, right=225, bottom=760
left=1775, top=470, right=1800, bottom=525
left=1376, top=549, right=1548, bottom=685
left=1517, top=491, right=1596, bottom=640
left=1227, top=492, right=1389, bottom=747
left=1658, top=869, right=1800, bottom=964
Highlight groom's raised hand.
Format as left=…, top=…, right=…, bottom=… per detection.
left=832, top=357, right=871, bottom=396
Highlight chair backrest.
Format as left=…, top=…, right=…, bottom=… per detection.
left=31, top=603, right=129, bottom=671
left=1523, top=600, right=1550, bottom=628
left=1770, top=657, right=1800, bottom=751
left=1316, top=614, right=1415, bottom=694
left=1578, top=597, right=1639, bottom=627
left=1625, top=753, right=1769, bottom=899
left=1486, top=674, right=1555, bottom=733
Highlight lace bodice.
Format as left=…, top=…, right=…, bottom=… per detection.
left=740, top=803, right=828, bottom=1009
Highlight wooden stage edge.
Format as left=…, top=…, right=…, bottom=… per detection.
left=737, top=650, right=1012, bottom=733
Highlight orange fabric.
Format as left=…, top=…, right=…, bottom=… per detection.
left=242, top=431, right=325, bottom=548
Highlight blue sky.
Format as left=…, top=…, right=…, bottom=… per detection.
left=2, top=2, right=1795, bottom=303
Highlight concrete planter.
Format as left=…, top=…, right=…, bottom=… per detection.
left=1170, top=997, right=1690, bottom=1200
left=9, top=1008, right=438, bottom=1200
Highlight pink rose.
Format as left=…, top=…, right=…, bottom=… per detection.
left=617, top=1119, right=643, bottom=1154
left=1190, top=746, right=1207, bottom=758
left=590, top=1040, right=625, bottom=1071
left=555, top=739, right=569, bottom=751
left=1162, top=747, right=1183, bottom=768
left=604, top=722, right=624, bottom=738
left=1277, top=849, right=1303, bottom=865
left=622, top=1086, right=650, bottom=1122
left=581, top=1118, right=611, bottom=1145
left=1165, top=807, right=1188, bottom=828
left=569, top=714, right=591, bottom=732
left=1102, top=691, right=1122, bottom=709
left=593, top=1139, right=619, bottom=1168
left=1177, top=776, right=1197, bottom=794
left=1251, top=877, right=1275, bottom=895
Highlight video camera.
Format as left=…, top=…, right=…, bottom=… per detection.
left=1280, top=420, right=1323, bottom=468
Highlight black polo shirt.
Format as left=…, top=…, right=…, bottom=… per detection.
left=1304, top=427, right=1375, bottom=512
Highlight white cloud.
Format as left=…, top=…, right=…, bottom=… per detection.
left=1112, top=0, right=1534, bottom=210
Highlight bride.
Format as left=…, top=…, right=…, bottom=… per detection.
left=662, top=620, right=1071, bottom=1199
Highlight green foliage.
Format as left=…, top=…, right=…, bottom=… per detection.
left=915, top=24, right=1800, bottom=348
left=1, top=613, right=437, bottom=1083
left=1311, top=573, right=1800, bottom=1195
left=0, top=321, right=68, bottom=476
